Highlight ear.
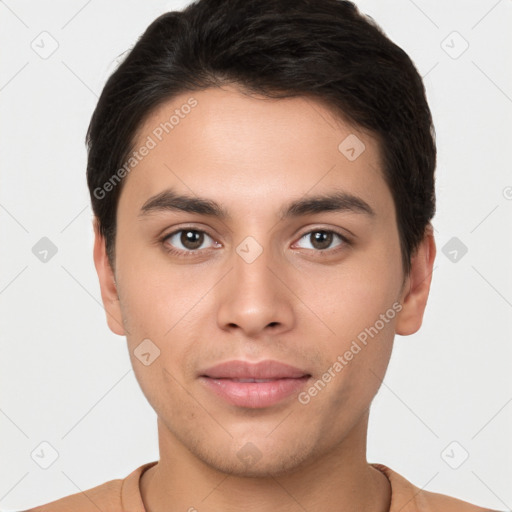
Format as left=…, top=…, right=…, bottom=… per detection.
left=92, top=219, right=125, bottom=336
left=395, top=224, right=436, bottom=336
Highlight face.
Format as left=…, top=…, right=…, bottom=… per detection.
left=94, top=85, right=434, bottom=477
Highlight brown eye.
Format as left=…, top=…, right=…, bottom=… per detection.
left=310, top=231, right=333, bottom=250
left=295, top=230, right=346, bottom=251
left=164, top=229, right=214, bottom=252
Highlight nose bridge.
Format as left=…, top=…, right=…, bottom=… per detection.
left=215, top=235, right=295, bottom=336
left=236, top=245, right=274, bottom=295
left=232, top=236, right=279, bottom=308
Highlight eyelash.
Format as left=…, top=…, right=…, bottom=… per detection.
left=160, top=227, right=351, bottom=259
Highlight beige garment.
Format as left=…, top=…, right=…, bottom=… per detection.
left=23, top=461, right=500, bottom=512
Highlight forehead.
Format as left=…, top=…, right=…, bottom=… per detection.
left=121, top=85, right=393, bottom=222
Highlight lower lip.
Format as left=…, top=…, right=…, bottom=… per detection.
left=200, top=376, right=310, bottom=408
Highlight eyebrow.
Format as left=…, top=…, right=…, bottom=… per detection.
left=138, top=188, right=375, bottom=220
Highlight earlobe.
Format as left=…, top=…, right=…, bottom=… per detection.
left=395, top=225, right=436, bottom=336
left=92, top=219, right=125, bottom=336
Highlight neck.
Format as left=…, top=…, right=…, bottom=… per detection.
left=140, top=412, right=391, bottom=512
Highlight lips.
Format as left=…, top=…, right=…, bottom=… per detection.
left=200, top=359, right=309, bottom=379
left=199, top=360, right=311, bottom=408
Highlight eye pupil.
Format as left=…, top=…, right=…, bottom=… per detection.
left=311, top=231, right=333, bottom=250
left=181, top=230, right=203, bottom=250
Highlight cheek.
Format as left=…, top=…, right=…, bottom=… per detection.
left=298, top=241, right=402, bottom=403
left=115, top=248, right=206, bottom=337
left=300, top=300, right=396, bottom=426
left=115, top=257, right=211, bottom=397
left=306, top=258, right=402, bottom=341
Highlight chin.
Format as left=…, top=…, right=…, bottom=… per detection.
left=192, top=438, right=318, bottom=478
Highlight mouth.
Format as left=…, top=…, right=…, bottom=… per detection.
left=199, top=360, right=312, bottom=408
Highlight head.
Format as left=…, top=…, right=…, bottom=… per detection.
left=89, top=0, right=436, bottom=476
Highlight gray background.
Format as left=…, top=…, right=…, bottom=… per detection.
left=1, top=0, right=511, bottom=510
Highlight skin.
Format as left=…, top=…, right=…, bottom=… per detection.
left=93, top=85, right=436, bottom=511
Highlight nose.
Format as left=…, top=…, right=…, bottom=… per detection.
left=216, top=241, right=295, bottom=338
